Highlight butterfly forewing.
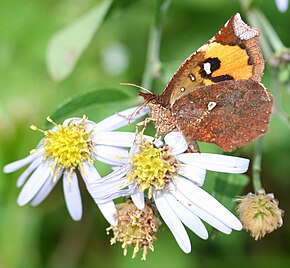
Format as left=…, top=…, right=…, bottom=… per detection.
left=159, top=13, right=264, bottom=106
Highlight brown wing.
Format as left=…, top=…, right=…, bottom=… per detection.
left=160, top=13, right=264, bottom=107
left=171, top=80, right=273, bottom=152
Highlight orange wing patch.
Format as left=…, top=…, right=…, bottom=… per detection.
left=203, top=43, right=252, bottom=82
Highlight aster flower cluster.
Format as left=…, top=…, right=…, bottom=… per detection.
left=2, top=105, right=281, bottom=260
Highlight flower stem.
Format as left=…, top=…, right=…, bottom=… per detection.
left=141, top=0, right=171, bottom=89
left=252, top=136, right=264, bottom=192
left=252, top=9, right=285, bottom=53
left=245, top=9, right=273, bottom=59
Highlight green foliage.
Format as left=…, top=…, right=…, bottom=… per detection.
left=1, top=0, right=290, bottom=267
left=48, top=87, right=134, bottom=126
left=213, top=174, right=250, bottom=210
left=46, top=0, right=113, bottom=81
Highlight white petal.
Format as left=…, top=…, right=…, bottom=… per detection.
left=275, top=0, right=288, bottom=12
left=94, top=165, right=128, bottom=184
left=88, top=177, right=129, bottom=198
left=94, top=106, right=149, bottom=131
left=30, top=171, right=62, bottom=206
left=177, top=153, right=249, bottom=174
left=16, top=157, right=43, bottom=187
left=93, top=132, right=136, bottom=147
left=79, top=161, right=101, bottom=184
left=175, top=178, right=242, bottom=231
left=154, top=191, right=191, bottom=253
left=163, top=191, right=208, bottom=239
left=178, top=164, right=206, bottom=186
left=97, top=201, right=118, bottom=226
left=130, top=186, right=145, bottom=210
left=84, top=165, right=129, bottom=198
left=93, top=189, right=134, bottom=204
left=63, top=172, right=82, bottom=221
left=17, top=161, right=51, bottom=206
left=93, top=145, right=129, bottom=165
left=164, top=132, right=188, bottom=155
left=3, top=150, right=43, bottom=173
left=171, top=186, right=232, bottom=234
left=93, top=132, right=162, bottom=148
left=81, top=163, right=101, bottom=183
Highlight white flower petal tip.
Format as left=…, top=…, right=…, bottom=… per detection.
left=98, top=202, right=118, bottom=226
left=154, top=191, right=191, bottom=253
left=230, top=218, right=243, bottom=231
left=276, top=0, right=288, bottom=12
left=3, top=151, right=42, bottom=173
left=164, top=191, right=209, bottom=240
left=178, top=165, right=206, bottom=186
left=131, top=191, right=145, bottom=210
left=174, top=178, right=243, bottom=233
left=3, top=163, right=18, bottom=174
left=164, top=132, right=188, bottom=155
left=177, top=153, right=250, bottom=174
left=63, top=172, right=83, bottom=221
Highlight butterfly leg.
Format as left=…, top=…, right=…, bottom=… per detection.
left=135, top=117, right=154, bottom=137
left=185, top=139, right=200, bottom=153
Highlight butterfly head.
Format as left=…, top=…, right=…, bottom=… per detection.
left=138, top=92, right=161, bottom=107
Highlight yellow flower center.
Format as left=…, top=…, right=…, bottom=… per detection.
left=107, top=200, right=160, bottom=260
left=31, top=116, right=94, bottom=180
left=126, top=139, right=179, bottom=198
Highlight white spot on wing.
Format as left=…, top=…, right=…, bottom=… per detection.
left=207, top=101, right=217, bottom=111
left=180, top=87, right=185, bottom=92
left=189, top=73, right=195, bottom=81
left=203, top=62, right=211, bottom=74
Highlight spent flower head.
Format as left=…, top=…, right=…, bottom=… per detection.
left=107, top=199, right=160, bottom=260
left=236, top=189, right=283, bottom=240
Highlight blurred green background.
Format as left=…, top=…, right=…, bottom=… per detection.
left=1, top=0, right=290, bottom=267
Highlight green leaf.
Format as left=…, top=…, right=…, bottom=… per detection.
left=46, top=0, right=113, bottom=81
left=213, top=173, right=250, bottom=210
left=154, top=61, right=180, bottom=94
left=48, top=87, right=133, bottom=125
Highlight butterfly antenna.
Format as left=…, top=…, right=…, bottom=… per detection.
left=120, top=82, right=153, bottom=94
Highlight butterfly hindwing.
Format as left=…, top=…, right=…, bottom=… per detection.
left=171, top=80, right=273, bottom=152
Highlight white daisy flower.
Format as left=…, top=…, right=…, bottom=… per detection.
left=95, top=132, right=249, bottom=253
left=3, top=106, right=149, bottom=224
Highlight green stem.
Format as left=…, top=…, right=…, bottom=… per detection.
left=245, top=9, right=273, bottom=59
left=253, top=9, right=285, bottom=53
left=141, top=0, right=170, bottom=89
left=240, top=0, right=285, bottom=54
left=252, top=136, right=264, bottom=192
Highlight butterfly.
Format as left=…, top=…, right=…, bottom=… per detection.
left=139, top=13, right=273, bottom=152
